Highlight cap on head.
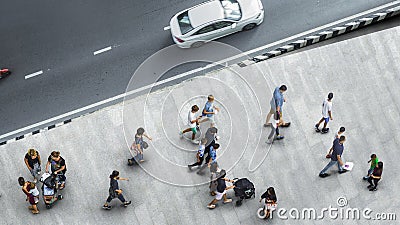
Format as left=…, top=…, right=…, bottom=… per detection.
left=279, top=85, right=287, bottom=91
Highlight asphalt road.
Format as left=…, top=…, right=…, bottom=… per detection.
left=0, top=0, right=397, bottom=138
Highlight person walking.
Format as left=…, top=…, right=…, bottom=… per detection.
left=188, top=138, right=208, bottom=169
left=363, top=154, right=378, bottom=180
left=129, top=127, right=152, bottom=164
left=24, top=149, right=42, bottom=183
left=266, top=111, right=284, bottom=144
left=209, top=164, right=220, bottom=196
left=367, top=161, right=383, bottom=191
left=326, top=127, right=345, bottom=158
left=197, top=143, right=219, bottom=175
left=102, top=170, right=132, bottom=209
left=199, top=95, right=220, bottom=127
left=259, top=187, right=277, bottom=219
left=207, top=170, right=234, bottom=209
left=264, top=85, right=290, bottom=128
left=315, top=93, right=333, bottom=133
left=18, top=177, right=40, bottom=214
left=319, top=136, right=348, bottom=178
left=180, top=105, right=201, bottom=144
left=45, top=151, right=67, bottom=190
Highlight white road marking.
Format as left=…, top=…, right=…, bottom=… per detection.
left=93, top=46, right=112, bottom=55
left=25, top=70, right=43, bottom=79
left=163, top=26, right=171, bottom=31
left=1, top=1, right=399, bottom=140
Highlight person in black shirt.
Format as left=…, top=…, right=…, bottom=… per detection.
left=259, top=187, right=277, bottom=219
left=102, top=170, right=132, bottom=209
left=24, top=149, right=42, bottom=183
left=45, top=151, right=67, bottom=189
left=367, top=161, right=383, bottom=191
left=207, top=170, right=235, bottom=209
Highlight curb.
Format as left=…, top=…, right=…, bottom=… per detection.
left=237, top=5, right=400, bottom=66
left=0, top=112, right=95, bottom=146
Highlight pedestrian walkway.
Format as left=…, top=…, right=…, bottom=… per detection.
left=1, top=26, right=400, bottom=224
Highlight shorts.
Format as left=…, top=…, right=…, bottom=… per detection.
left=215, top=190, right=226, bottom=200
left=323, top=117, right=330, bottom=123
left=203, top=116, right=215, bottom=123
left=190, top=127, right=197, bottom=135
left=29, top=195, right=39, bottom=205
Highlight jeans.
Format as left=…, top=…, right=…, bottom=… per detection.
left=106, top=193, right=126, bottom=203
left=320, top=160, right=343, bottom=174
left=367, top=168, right=374, bottom=176
left=30, top=163, right=41, bottom=178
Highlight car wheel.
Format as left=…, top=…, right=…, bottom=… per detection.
left=191, top=41, right=204, bottom=48
left=242, top=23, right=257, bottom=31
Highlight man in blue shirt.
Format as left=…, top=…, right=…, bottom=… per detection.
left=200, top=95, right=220, bottom=127
left=319, top=136, right=348, bottom=178
left=197, top=143, right=219, bottom=175
left=264, top=85, right=290, bottom=128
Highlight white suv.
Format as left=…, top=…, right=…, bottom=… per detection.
left=170, top=0, right=264, bottom=48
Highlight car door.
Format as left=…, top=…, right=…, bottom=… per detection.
left=212, top=21, right=238, bottom=39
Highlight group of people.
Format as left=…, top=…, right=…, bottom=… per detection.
left=19, top=149, right=67, bottom=214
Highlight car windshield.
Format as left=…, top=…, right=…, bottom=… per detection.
left=177, top=11, right=193, bottom=34
left=220, top=0, right=242, bottom=21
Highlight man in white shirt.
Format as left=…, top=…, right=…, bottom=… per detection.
left=315, top=93, right=333, bottom=133
left=180, top=105, right=201, bottom=143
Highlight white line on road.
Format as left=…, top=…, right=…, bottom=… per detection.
left=163, top=26, right=171, bottom=31
left=25, top=70, right=43, bottom=79
left=1, top=1, right=399, bottom=140
left=93, top=46, right=112, bottom=55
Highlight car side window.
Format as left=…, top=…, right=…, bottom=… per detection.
left=214, top=21, right=233, bottom=29
left=194, top=24, right=215, bottom=35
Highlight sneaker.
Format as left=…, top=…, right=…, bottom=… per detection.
left=223, top=199, right=232, bottom=204
left=363, top=176, right=369, bottom=180
left=102, top=205, right=112, bottom=210
left=325, top=154, right=331, bottom=159
left=369, top=188, right=377, bottom=191
left=319, top=173, right=330, bottom=178
left=315, top=124, right=320, bottom=132
left=367, top=184, right=373, bottom=189
left=37, top=171, right=41, bottom=175
left=281, top=122, right=291, bottom=127
left=321, top=128, right=329, bottom=134
left=123, top=201, right=132, bottom=206
left=58, top=194, right=63, bottom=200
left=33, top=178, right=37, bottom=184
left=191, top=139, right=199, bottom=144
left=188, top=165, right=193, bottom=170
left=179, top=131, right=183, bottom=138
left=265, top=140, right=273, bottom=144
left=207, top=204, right=216, bottom=209
left=276, top=135, right=284, bottom=140
left=338, top=170, right=348, bottom=174
left=264, top=123, right=271, bottom=127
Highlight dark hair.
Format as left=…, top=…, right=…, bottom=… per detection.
left=208, top=95, right=214, bottom=101
left=371, top=154, right=376, bottom=159
left=219, top=169, right=226, bottom=179
left=339, top=135, right=346, bottom=142
left=339, top=127, right=345, bottom=132
left=328, top=92, right=334, bottom=100
left=18, top=177, right=25, bottom=186
left=267, top=187, right=277, bottom=201
left=110, top=170, right=119, bottom=179
left=279, top=85, right=287, bottom=91
left=377, top=161, right=383, bottom=169
left=51, top=151, right=60, bottom=157
left=213, top=143, right=220, bottom=149
left=137, top=127, right=145, bottom=135
left=192, top=105, right=199, bottom=112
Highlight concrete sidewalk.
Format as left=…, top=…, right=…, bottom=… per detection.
left=1, top=26, right=400, bottom=224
